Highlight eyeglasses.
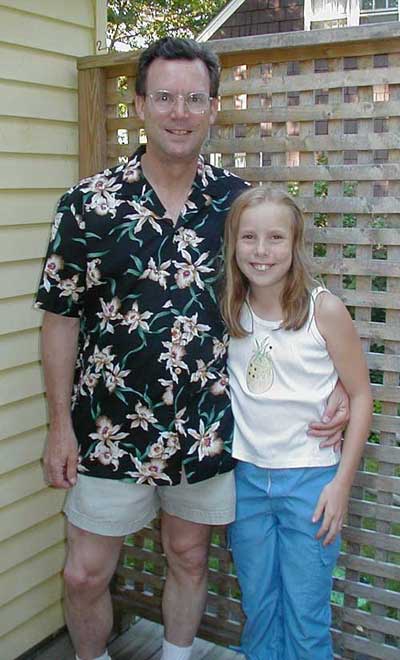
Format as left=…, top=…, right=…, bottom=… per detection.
left=146, top=90, right=213, bottom=114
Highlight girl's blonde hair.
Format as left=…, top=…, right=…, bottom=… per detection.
left=221, top=186, right=316, bottom=337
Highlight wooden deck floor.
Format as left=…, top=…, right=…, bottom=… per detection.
left=26, top=619, right=244, bottom=660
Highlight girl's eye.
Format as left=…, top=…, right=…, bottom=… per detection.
left=242, top=233, right=253, bottom=239
left=272, top=234, right=283, bottom=240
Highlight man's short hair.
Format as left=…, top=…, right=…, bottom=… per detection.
left=135, top=37, right=220, bottom=98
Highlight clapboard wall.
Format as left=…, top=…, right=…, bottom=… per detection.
left=0, top=2, right=106, bottom=658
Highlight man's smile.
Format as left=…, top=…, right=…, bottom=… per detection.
left=166, top=129, right=192, bottom=135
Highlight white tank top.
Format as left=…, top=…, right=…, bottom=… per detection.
left=228, top=287, right=340, bottom=468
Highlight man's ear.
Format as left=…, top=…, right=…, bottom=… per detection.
left=209, top=96, right=219, bottom=125
left=135, top=94, right=145, bottom=121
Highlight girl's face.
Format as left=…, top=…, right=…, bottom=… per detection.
left=235, top=201, right=294, bottom=298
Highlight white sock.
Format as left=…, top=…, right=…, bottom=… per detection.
left=160, top=639, right=193, bottom=660
left=75, top=652, right=111, bottom=660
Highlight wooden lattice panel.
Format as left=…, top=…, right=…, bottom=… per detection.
left=78, top=25, right=400, bottom=660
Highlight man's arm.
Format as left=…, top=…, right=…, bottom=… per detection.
left=41, top=311, right=80, bottom=488
left=308, top=379, right=350, bottom=448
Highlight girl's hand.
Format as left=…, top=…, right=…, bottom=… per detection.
left=312, top=478, right=350, bottom=546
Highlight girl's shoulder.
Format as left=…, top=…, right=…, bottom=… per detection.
left=314, top=288, right=353, bottom=341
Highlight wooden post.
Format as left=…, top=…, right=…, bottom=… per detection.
left=78, top=67, right=107, bottom=178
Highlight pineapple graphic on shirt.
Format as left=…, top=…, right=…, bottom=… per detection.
left=246, top=337, right=274, bottom=394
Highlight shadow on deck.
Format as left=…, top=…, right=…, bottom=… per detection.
left=25, top=618, right=245, bottom=660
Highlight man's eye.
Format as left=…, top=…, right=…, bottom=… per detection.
left=155, top=92, right=171, bottom=103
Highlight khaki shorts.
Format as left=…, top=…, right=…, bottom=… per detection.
left=63, top=470, right=236, bottom=537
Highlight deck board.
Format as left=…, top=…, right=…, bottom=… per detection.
left=25, top=619, right=244, bottom=660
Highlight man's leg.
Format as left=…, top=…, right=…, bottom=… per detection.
left=63, top=522, right=125, bottom=660
left=161, top=512, right=211, bottom=646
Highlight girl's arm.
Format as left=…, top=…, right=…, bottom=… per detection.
left=312, top=292, right=373, bottom=545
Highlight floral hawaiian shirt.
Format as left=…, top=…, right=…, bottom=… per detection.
left=36, top=146, right=249, bottom=485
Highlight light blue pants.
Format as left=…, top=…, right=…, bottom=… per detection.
left=229, top=461, right=340, bottom=660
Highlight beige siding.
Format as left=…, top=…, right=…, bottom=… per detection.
left=0, top=2, right=106, bottom=658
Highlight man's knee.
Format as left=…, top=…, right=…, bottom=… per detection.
left=63, top=559, right=111, bottom=598
left=163, top=533, right=209, bottom=577
left=64, top=523, right=123, bottom=599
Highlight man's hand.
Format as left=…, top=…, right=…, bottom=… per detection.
left=312, top=478, right=349, bottom=546
left=308, top=379, right=349, bottom=450
left=42, top=422, right=78, bottom=489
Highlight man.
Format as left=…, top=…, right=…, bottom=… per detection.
left=37, top=38, right=347, bottom=660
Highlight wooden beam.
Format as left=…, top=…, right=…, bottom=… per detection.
left=77, top=24, right=400, bottom=71
left=78, top=68, right=107, bottom=178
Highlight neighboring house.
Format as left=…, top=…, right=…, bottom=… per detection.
left=197, top=0, right=399, bottom=40
left=0, top=2, right=107, bottom=659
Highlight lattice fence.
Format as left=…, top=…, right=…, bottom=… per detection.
left=77, top=24, right=400, bottom=660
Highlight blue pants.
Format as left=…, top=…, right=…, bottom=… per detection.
left=229, top=461, right=340, bottom=660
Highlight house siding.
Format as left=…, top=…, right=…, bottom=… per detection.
left=0, top=2, right=106, bottom=658
left=209, top=0, right=305, bottom=39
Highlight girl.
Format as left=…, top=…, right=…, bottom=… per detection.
left=221, top=187, right=372, bottom=660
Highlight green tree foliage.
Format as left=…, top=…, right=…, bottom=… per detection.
left=107, top=0, right=227, bottom=50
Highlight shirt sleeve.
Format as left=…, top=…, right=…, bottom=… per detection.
left=35, top=188, right=87, bottom=318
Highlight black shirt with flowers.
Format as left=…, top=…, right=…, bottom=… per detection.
left=36, top=146, right=249, bottom=485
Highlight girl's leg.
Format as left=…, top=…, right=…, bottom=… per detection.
left=229, top=461, right=282, bottom=660
left=277, top=466, right=340, bottom=660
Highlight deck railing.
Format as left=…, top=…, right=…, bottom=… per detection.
left=77, top=23, right=400, bottom=659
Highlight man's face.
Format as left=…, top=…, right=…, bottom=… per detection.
left=135, top=57, right=218, bottom=164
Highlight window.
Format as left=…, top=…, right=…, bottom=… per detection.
left=344, top=150, right=358, bottom=164
left=374, top=54, right=388, bottom=67
left=373, top=84, right=390, bottom=102
left=287, top=121, right=300, bottom=136
left=343, top=87, right=358, bottom=103
left=234, top=94, right=247, bottom=110
left=311, top=18, right=347, bottom=29
left=374, top=118, right=388, bottom=133
left=209, top=153, right=222, bottom=167
left=287, top=92, right=300, bottom=106
left=260, top=94, right=272, bottom=109
left=287, top=152, right=300, bottom=167
left=315, top=89, right=329, bottom=104
left=262, top=63, right=273, bottom=80
left=234, top=65, right=247, bottom=80
left=287, top=61, right=300, bottom=75
left=261, top=152, right=272, bottom=166
left=374, top=149, right=389, bottom=163
left=344, top=119, right=358, bottom=134
left=315, top=59, right=329, bottom=72
left=315, top=120, right=329, bottom=135
left=234, top=153, right=246, bottom=168
left=373, top=181, right=389, bottom=196
left=344, top=57, right=358, bottom=70
left=234, top=124, right=247, bottom=138
left=360, top=0, right=398, bottom=23
left=260, top=122, right=272, bottom=137
left=117, top=129, right=128, bottom=145
left=361, top=0, right=397, bottom=10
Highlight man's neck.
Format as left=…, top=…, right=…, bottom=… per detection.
left=141, top=150, right=199, bottom=223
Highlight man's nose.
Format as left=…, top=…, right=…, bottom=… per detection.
left=171, top=96, right=189, bottom=117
